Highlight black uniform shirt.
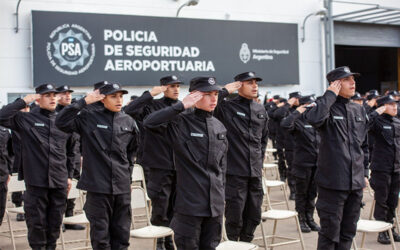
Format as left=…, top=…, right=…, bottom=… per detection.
left=281, top=110, right=320, bottom=167
left=55, top=98, right=139, bottom=195
left=369, top=113, right=400, bottom=173
left=0, top=99, right=73, bottom=188
left=305, top=91, right=369, bottom=191
left=214, top=89, right=268, bottom=177
left=274, top=103, right=297, bottom=151
left=0, top=126, right=13, bottom=183
left=124, top=91, right=178, bottom=170
left=144, top=103, right=228, bottom=217
left=265, top=101, right=277, bottom=137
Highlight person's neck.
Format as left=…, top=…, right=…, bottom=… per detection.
left=338, top=93, right=351, bottom=99
left=238, top=92, right=253, bottom=100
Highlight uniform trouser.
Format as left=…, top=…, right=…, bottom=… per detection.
left=0, top=182, right=7, bottom=226
left=225, top=175, right=263, bottom=242
left=269, top=134, right=278, bottom=160
left=370, top=171, right=400, bottom=224
left=316, top=186, right=363, bottom=250
left=24, top=185, right=67, bottom=249
left=294, top=166, right=317, bottom=215
left=11, top=191, right=23, bottom=207
left=84, top=192, right=131, bottom=250
left=65, top=198, right=76, bottom=217
left=277, top=148, right=286, bottom=179
left=170, top=213, right=222, bottom=250
left=147, top=168, right=176, bottom=227
left=284, top=150, right=296, bottom=194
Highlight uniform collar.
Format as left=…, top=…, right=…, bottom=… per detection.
left=162, top=97, right=178, bottom=105
left=55, top=104, right=65, bottom=112
left=237, top=94, right=253, bottom=104
left=382, top=113, right=394, bottom=121
left=336, top=95, right=350, bottom=104
left=39, top=108, right=55, bottom=117
left=194, top=108, right=212, bottom=119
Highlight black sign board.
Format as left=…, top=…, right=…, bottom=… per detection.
left=32, top=10, right=299, bottom=87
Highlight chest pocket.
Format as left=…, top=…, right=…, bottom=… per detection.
left=381, top=125, right=394, bottom=146
left=232, top=116, right=248, bottom=135
left=354, top=115, right=367, bottom=143
left=330, top=115, right=347, bottom=142
left=92, top=128, right=111, bottom=151
left=215, top=133, right=227, bottom=164
left=186, top=140, right=201, bottom=162
left=302, top=124, right=316, bottom=142
left=116, top=127, right=135, bottom=147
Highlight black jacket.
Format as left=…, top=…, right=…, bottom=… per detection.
left=214, top=89, right=268, bottom=177
left=275, top=103, right=297, bottom=151
left=0, top=99, right=74, bottom=188
left=55, top=98, right=139, bottom=194
left=144, top=103, right=228, bottom=217
left=265, top=102, right=278, bottom=138
left=124, top=91, right=178, bottom=170
left=368, top=113, right=400, bottom=173
left=281, top=110, right=320, bottom=167
left=305, top=91, right=369, bottom=191
left=0, top=126, right=13, bottom=183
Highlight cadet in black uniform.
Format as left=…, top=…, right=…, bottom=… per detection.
left=274, top=91, right=302, bottom=200
left=124, top=75, right=182, bottom=250
left=305, top=66, right=369, bottom=250
left=0, top=84, right=75, bottom=250
left=368, top=95, right=400, bottom=244
left=214, top=72, right=268, bottom=242
left=56, top=83, right=138, bottom=250
left=144, top=77, right=228, bottom=250
left=55, top=85, right=85, bottom=231
left=265, top=95, right=280, bottom=161
left=271, top=98, right=288, bottom=181
left=281, top=95, right=320, bottom=232
left=0, top=125, right=13, bottom=227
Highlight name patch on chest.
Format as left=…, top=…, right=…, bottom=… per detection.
left=34, top=123, right=45, bottom=127
left=383, top=126, right=392, bottom=130
left=304, top=125, right=313, bottom=128
left=236, top=111, right=246, bottom=117
left=333, top=116, right=344, bottom=120
left=97, top=124, right=108, bottom=129
left=190, top=132, right=204, bottom=138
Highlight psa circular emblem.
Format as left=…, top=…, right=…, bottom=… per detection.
left=47, top=24, right=95, bottom=75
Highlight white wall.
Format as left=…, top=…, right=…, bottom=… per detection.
left=0, top=0, right=328, bottom=106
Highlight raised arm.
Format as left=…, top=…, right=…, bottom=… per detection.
left=0, top=95, right=39, bottom=130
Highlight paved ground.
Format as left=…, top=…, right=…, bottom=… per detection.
left=0, top=182, right=399, bottom=249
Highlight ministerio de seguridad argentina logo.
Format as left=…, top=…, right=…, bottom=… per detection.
left=239, top=43, right=251, bottom=64
left=46, top=24, right=95, bottom=75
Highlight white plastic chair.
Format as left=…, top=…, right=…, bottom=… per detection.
left=130, top=186, right=176, bottom=250
left=259, top=177, right=305, bottom=250
left=216, top=217, right=258, bottom=250
left=0, top=175, right=26, bottom=250
left=59, top=180, right=90, bottom=250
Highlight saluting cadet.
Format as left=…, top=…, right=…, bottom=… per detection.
left=271, top=98, right=288, bottom=181
left=0, top=84, right=75, bottom=250
left=368, top=95, right=400, bottom=244
left=274, top=91, right=301, bottom=200
left=265, top=95, right=280, bottom=161
left=305, top=66, right=369, bottom=250
left=0, top=125, right=13, bottom=227
left=124, top=75, right=182, bottom=250
left=55, top=85, right=85, bottom=231
left=214, top=72, right=268, bottom=242
left=56, top=83, right=139, bottom=250
left=144, top=77, right=228, bottom=250
left=281, top=95, right=320, bottom=233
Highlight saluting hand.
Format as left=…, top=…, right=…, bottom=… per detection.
left=182, top=91, right=204, bottom=109
left=150, top=86, right=168, bottom=97
left=367, top=98, right=377, bottom=107
left=287, top=97, right=297, bottom=107
left=375, top=105, right=386, bottom=115
left=23, top=94, right=40, bottom=104
left=224, top=81, right=242, bottom=94
left=84, top=90, right=105, bottom=105
left=327, top=80, right=341, bottom=96
left=296, top=104, right=307, bottom=114
left=277, top=102, right=285, bottom=107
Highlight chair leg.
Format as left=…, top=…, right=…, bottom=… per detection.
left=171, top=232, right=177, bottom=250
left=360, top=232, right=366, bottom=248
left=270, top=219, right=278, bottom=250
left=282, top=186, right=290, bottom=210
left=260, top=218, right=269, bottom=249
left=86, top=225, right=90, bottom=247
left=6, top=211, right=16, bottom=250
left=153, top=238, right=157, bottom=250
left=294, top=215, right=306, bottom=250
left=387, top=228, right=397, bottom=250
left=60, top=226, right=66, bottom=250
left=352, top=237, right=358, bottom=250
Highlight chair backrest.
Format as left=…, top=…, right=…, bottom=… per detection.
left=262, top=177, right=273, bottom=211
left=67, top=180, right=80, bottom=199
left=8, top=175, right=25, bottom=193
left=131, top=186, right=151, bottom=226
left=132, top=164, right=144, bottom=182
